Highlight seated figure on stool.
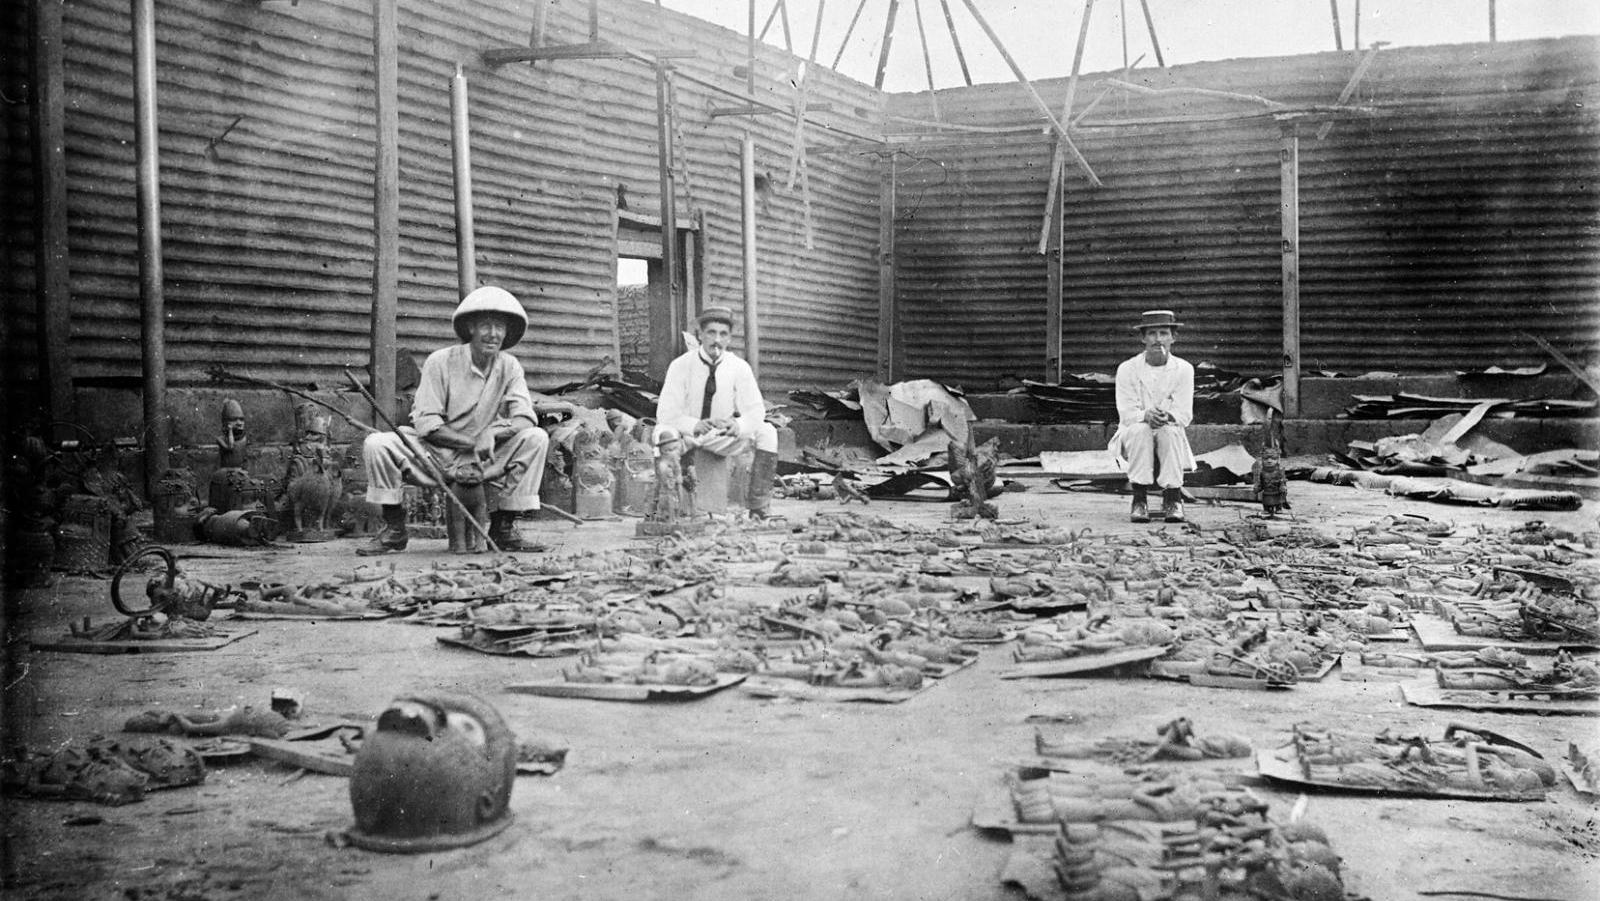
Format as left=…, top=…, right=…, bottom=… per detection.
left=654, top=305, right=779, bottom=520
left=1108, top=310, right=1195, bottom=524
left=358, top=286, right=567, bottom=554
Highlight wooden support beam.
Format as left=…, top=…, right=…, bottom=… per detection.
left=1489, top=0, right=1497, bottom=42
left=1044, top=176, right=1064, bottom=384
left=1038, top=0, right=1095, bottom=253
left=710, top=102, right=836, bottom=118
left=31, top=0, right=74, bottom=430
left=371, top=0, right=399, bottom=428
left=133, top=0, right=169, bottom=490
left=1103, top=78, right=1285, bottom=109
left=484, top=42, right=695, bottom=65
left=1329, top=0, right=1343, bottom=51
left=874, top=0, right=902, bottom=90
left=1315, top=43, right=1383, bottom=140
left=831, top=0, right=872, bottom=70
left=1279, top=127, right=1301, bottom=419
left=1136, top=0, right=1165, bottom=67
left=741, top=136, right=760, bottom=379
left=911, top=0, right=940, bottom=117
left=937, top=0, right=972, bottom=86
left=808, top=0, right=825, bottom=63
left=960, top=0, right=1100, bottom=188
left=877, top=154, right=898, bottom=382
left=655, top=64, right=681, bottom=378
left=450, top=65, right=477, bottom=297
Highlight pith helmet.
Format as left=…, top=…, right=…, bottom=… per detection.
left=453, top=286, right=528, bottom=349
left=1132, top=309, right=1183, bottom=332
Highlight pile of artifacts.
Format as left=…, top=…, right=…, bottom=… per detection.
left=76, top=494, right=1595, bottom=707
left=982, top=717, right=1350, bottom=901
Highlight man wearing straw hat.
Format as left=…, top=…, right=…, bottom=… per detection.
left=357, top=286, right=560, bottom=554
left=655, top=305, right=780, bottom=520
left=1108, top=309, right=1196, bottom=524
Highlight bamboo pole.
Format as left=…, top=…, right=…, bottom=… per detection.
left=133, top=0, right=169, bottom=491
left=32, top=0, right=74, bottom=430
left=450, top=65, right=477, bottom=297
left=370, top=0, right=398, bottom=430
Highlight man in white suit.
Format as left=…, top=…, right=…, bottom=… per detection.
left=1108, top=310, right=1195, bottom=523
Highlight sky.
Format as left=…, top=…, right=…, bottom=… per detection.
left=662, top=0, right=1600, bottom=92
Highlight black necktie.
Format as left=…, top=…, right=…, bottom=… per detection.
left=700, top=357, right=719, bottom=420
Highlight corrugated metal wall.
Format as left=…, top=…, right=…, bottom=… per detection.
left=5, top=0, right=884, bottom=397
left=886, top=36, right=1600, bottom=386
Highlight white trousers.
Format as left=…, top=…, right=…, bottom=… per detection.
left=1119, top=423, right=1188, bottom=490
left=362, top=425, right=549, bottom=511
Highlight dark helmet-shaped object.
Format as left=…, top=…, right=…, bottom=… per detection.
left=346, top=691, right=517, bottom=852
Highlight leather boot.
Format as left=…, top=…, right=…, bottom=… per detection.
left=488, top=510, right=544, bottom=553
left=1162, top=487, right=1185, bottom=523
left=1129, top=486, right=1150, bottom=524
left=356, top=505, right=408, bottom=555
left=746, top=449, right=779, bottom=520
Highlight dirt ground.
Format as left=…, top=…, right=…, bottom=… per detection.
left=3, top=481, right=1598, bottom=901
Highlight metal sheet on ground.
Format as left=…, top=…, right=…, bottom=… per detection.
left=32, top=628, right=259, bottom=654
left=997, top=645, right=1168, bottom=679
left=1411, top=613, right=1594, bottom=653
left=505, top=672, right=747, bottom=701
left=1398, top=678, right=1599, bottom=716
left=1254, top=748, right=1545, bottom=801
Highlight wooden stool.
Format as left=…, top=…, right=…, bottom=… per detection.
left=689, top=448, right=752, bottom=514
left=447, top=480, right=488, bottom=554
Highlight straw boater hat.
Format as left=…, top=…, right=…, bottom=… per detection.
left=1132, top=309, right=1183, bottom=332
left=452, top=286, right=528, bottom=350
left=695, top=305, right=736, bottom=329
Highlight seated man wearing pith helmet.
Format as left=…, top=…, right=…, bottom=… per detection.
left=358, top=286, right=564, bottom=554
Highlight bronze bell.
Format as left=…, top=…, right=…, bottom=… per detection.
left=346, top=692, right=516, bottom=853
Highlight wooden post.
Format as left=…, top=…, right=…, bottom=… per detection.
left=450, top=65, right=477, bottom=297
left=656, top=64, right=681, bottom=374
left=808, top=0, right=825, bottom=62
left=1329, top=0, right=1343, bottom=51
left=877, top=155, right=897, bottom=381
left=1353, top=0, right=1360, bottom=51
left=875, top=0, right=902, bottom=90
left=741, top=136, right=760, bottom=378
left=132, top=0, right=169, bottom=490
left=370, top=0, right=399, bottom=428
left=1045, top=175, right=1063, bottom=383
left=31, top=0, right=74, bottom=431
left=1279, top=127, right=1301, bottom=419
left=1488, top=0, right=1496, bottom=42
